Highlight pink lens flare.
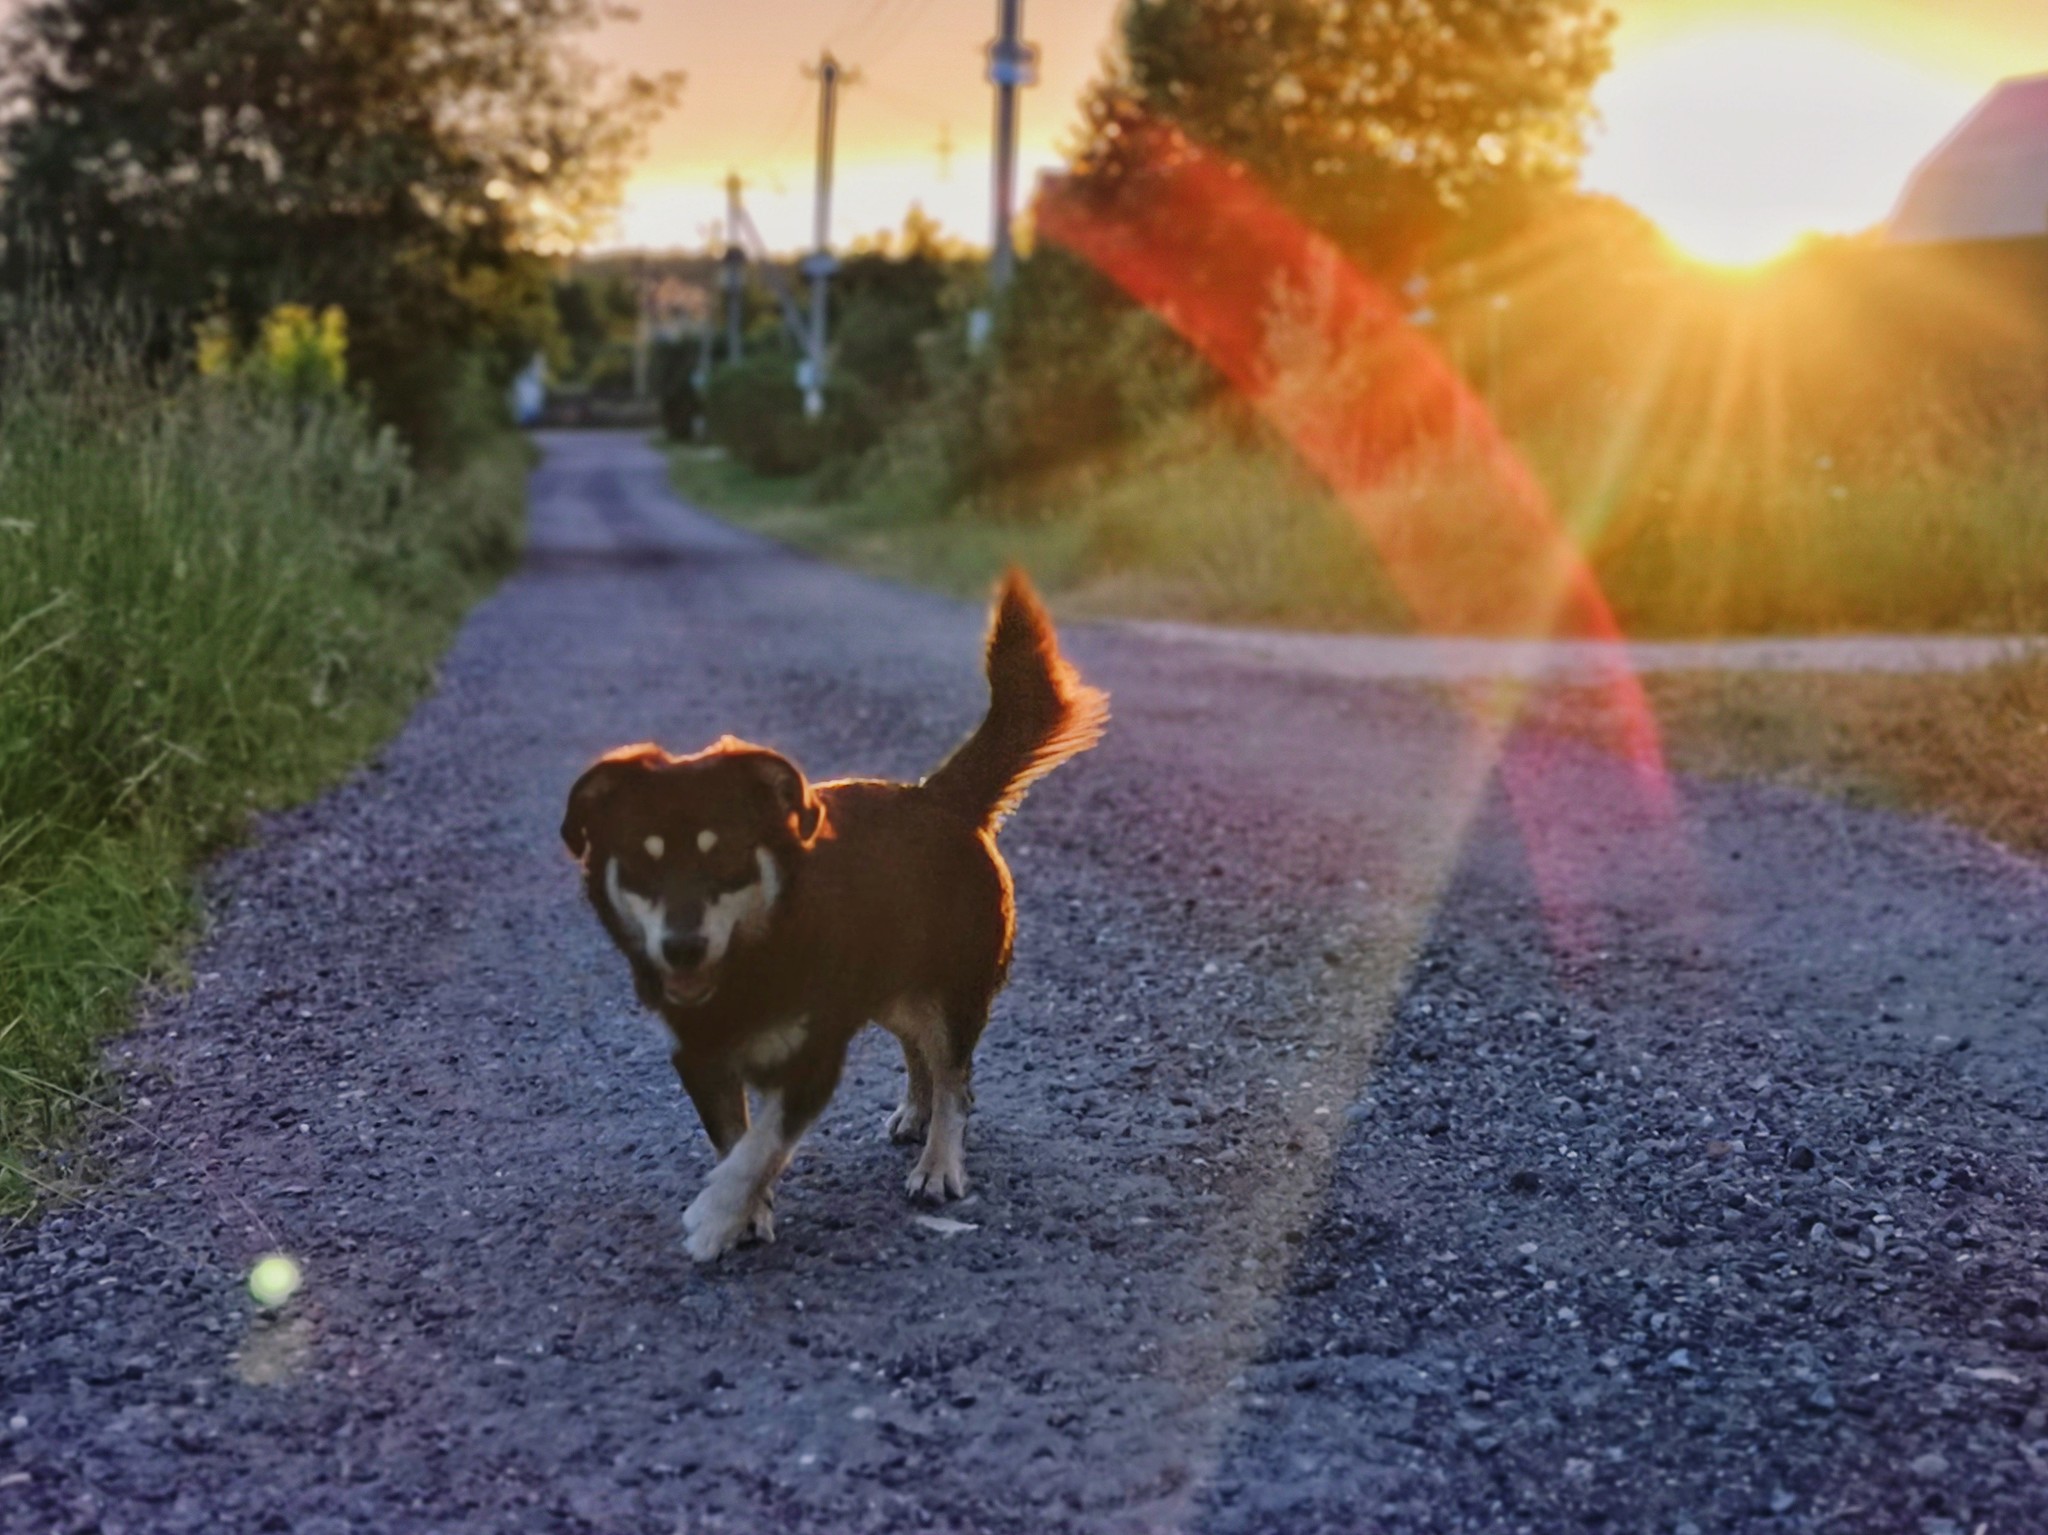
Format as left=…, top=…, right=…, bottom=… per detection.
left=1038, top=116, right=1689, bottom=960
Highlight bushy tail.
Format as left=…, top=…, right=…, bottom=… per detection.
left=921, top=569, right=1109, bottom=831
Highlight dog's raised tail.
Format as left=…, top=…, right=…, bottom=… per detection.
left=922, top=569, right=1109, bottom=831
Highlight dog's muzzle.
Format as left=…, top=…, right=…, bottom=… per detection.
left=662, top=970, right=718, bottom=1007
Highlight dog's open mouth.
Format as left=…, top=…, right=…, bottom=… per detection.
left=661, top=971, right=718, bottom=1007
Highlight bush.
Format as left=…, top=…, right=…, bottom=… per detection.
left=704, top=351, right=872, bottom=478
left=0, top=302, right=526, bottom=1198
left=943, top=248, right=1215, bottom=494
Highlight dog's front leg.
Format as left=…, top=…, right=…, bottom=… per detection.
left=672, top=1047, right=749, bottom=1155
left=682, top=1092, right=799, bottom=1262
left=672, top=1047, right=776, bottom=1246
left=681, top=1035, right=846, bottom=1263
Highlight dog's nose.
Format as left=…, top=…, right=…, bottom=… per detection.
left=661, top=932, right=708, bottom=971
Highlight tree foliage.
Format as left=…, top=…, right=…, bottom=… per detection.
left=1072, top=0, right=1616, bottom=273
left=0, top=0, right=679, bottom=451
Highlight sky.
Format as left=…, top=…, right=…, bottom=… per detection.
left=587, top=0, right=2048, bottom=265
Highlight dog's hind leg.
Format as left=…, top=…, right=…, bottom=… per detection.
left=880, top=994, right=979, bottom=1201
left=877, top=998, right=937, bottom=1143
left=906, top=1005, right=984, bottom=1203
left=907, top=1053, right=972, bottom=1201
left=886, top=1038, right=934, bottom=1143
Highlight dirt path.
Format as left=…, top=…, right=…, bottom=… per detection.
left=4, top=431, right=2046, bottom=1534
left=1125, top=619, right=2038, bottom=683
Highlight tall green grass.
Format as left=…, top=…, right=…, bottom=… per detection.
left=679, top=404, right=2048, bottom=639
left=0, top=308, right=525, bottom=1204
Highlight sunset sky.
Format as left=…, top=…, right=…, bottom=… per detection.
left=588, top=0, right=2048, bottom=265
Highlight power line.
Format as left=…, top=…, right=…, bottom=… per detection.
left=760, top=75, right=813, bottom=164
left=865, top=0, right=943, bottom=73
left=830, top=0, right=901, bottom=52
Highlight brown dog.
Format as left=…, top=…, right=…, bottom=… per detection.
left=561, top=571, right=1107, bottom=1262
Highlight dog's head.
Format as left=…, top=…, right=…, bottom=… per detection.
left=561, top=737, right=825, bottom=1008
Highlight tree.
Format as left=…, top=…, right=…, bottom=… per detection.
left=1071, top=0, right=1615, bottom=275
left=0, top=0, right=679, bottom=453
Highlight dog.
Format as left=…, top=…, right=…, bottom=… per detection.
left=561, top=571, right=1107, bottom=1262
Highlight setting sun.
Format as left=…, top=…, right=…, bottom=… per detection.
left=1583, top=23, right=1981, bottom=266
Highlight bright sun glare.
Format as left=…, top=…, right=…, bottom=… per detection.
left=1584, top=24, right=1981, bottom=268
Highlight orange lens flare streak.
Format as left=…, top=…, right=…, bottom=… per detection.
left=1038, top=119, right=1684, bottom=957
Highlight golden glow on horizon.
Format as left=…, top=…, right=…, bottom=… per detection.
left=587, top=3, right=2034, bottom=259
left=1582, top=23, right=1983, bottom=267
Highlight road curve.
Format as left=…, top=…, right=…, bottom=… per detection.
left=4, top=430, right=2047, bottom=1534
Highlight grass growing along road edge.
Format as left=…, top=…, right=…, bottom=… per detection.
left=669, top=442, right=2048, bottom=865
left=1517, top=663, right=2048, bottom=862
left=0, top=336, right=529, bottom=1213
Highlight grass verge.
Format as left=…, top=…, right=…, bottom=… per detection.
left=1523, top=659, right=2048, bottom=859
left=0, top=326, right=526, bottom=1210
left=668, top=436, right=1409, bottom=627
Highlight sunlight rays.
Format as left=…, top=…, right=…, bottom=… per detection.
left=1584, top=22, right=1981, bottom=266
left=1038, top=118, right=1703, bottom=1508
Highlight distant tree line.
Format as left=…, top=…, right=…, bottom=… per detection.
left=693, top=0, right=1618, bottom=497
left=0, top=0, right=679, bottom=459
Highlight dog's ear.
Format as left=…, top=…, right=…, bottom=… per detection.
left=737, top=748, right=826, bottom=847
left=562, top=746, right=659, bottom=860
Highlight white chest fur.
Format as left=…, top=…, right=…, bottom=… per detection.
left=741, top=1016, right=810, bottom=1072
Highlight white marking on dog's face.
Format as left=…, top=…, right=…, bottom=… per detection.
left=604, top=857, right=669, bottom=966
left=644, top=834, right=665, bottom=860
left=694, top=847, right=782, bottom=967
left=697, top=829, right=718, bottom=853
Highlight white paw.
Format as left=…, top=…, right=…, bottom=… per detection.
left=682, top=1183, right=717, bottom=1235
left=886, top=1101, right=930, bottom=1143
left=686, top=1212, right=748, bottom=1263
left=906, top=1149, right=969, bottom=1202
left=684, top=1182, right=774, bottom=1259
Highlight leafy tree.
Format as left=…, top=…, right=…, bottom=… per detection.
left=1071, top=0, right=1616, bottom=274
left=0, top=0, right=679, bottom=453
left=833, top=251, right=950, bottom=410
left=551, top=272, right=640, bottom=385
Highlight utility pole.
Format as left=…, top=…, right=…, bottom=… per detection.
left=986, top=0, right=1037, bottom=292
left=800, top=51, right=857, bottom=419
left=631, top=261, right=651, bottom=400
left=721, top=172, right=747, bottom=365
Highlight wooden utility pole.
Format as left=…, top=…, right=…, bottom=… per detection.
left=800, top=52, right=858, bottom=418
left=721, top=172, right=747, bottom=365
left=986, top=0, right=1037, bottom=292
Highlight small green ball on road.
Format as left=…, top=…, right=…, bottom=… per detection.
left=248, top=1253, right=302, bottom=1308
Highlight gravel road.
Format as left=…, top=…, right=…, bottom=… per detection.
left=5, top=430, right=2047, bottom=1535
left=1123, top=621, right=2038, bottom=683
